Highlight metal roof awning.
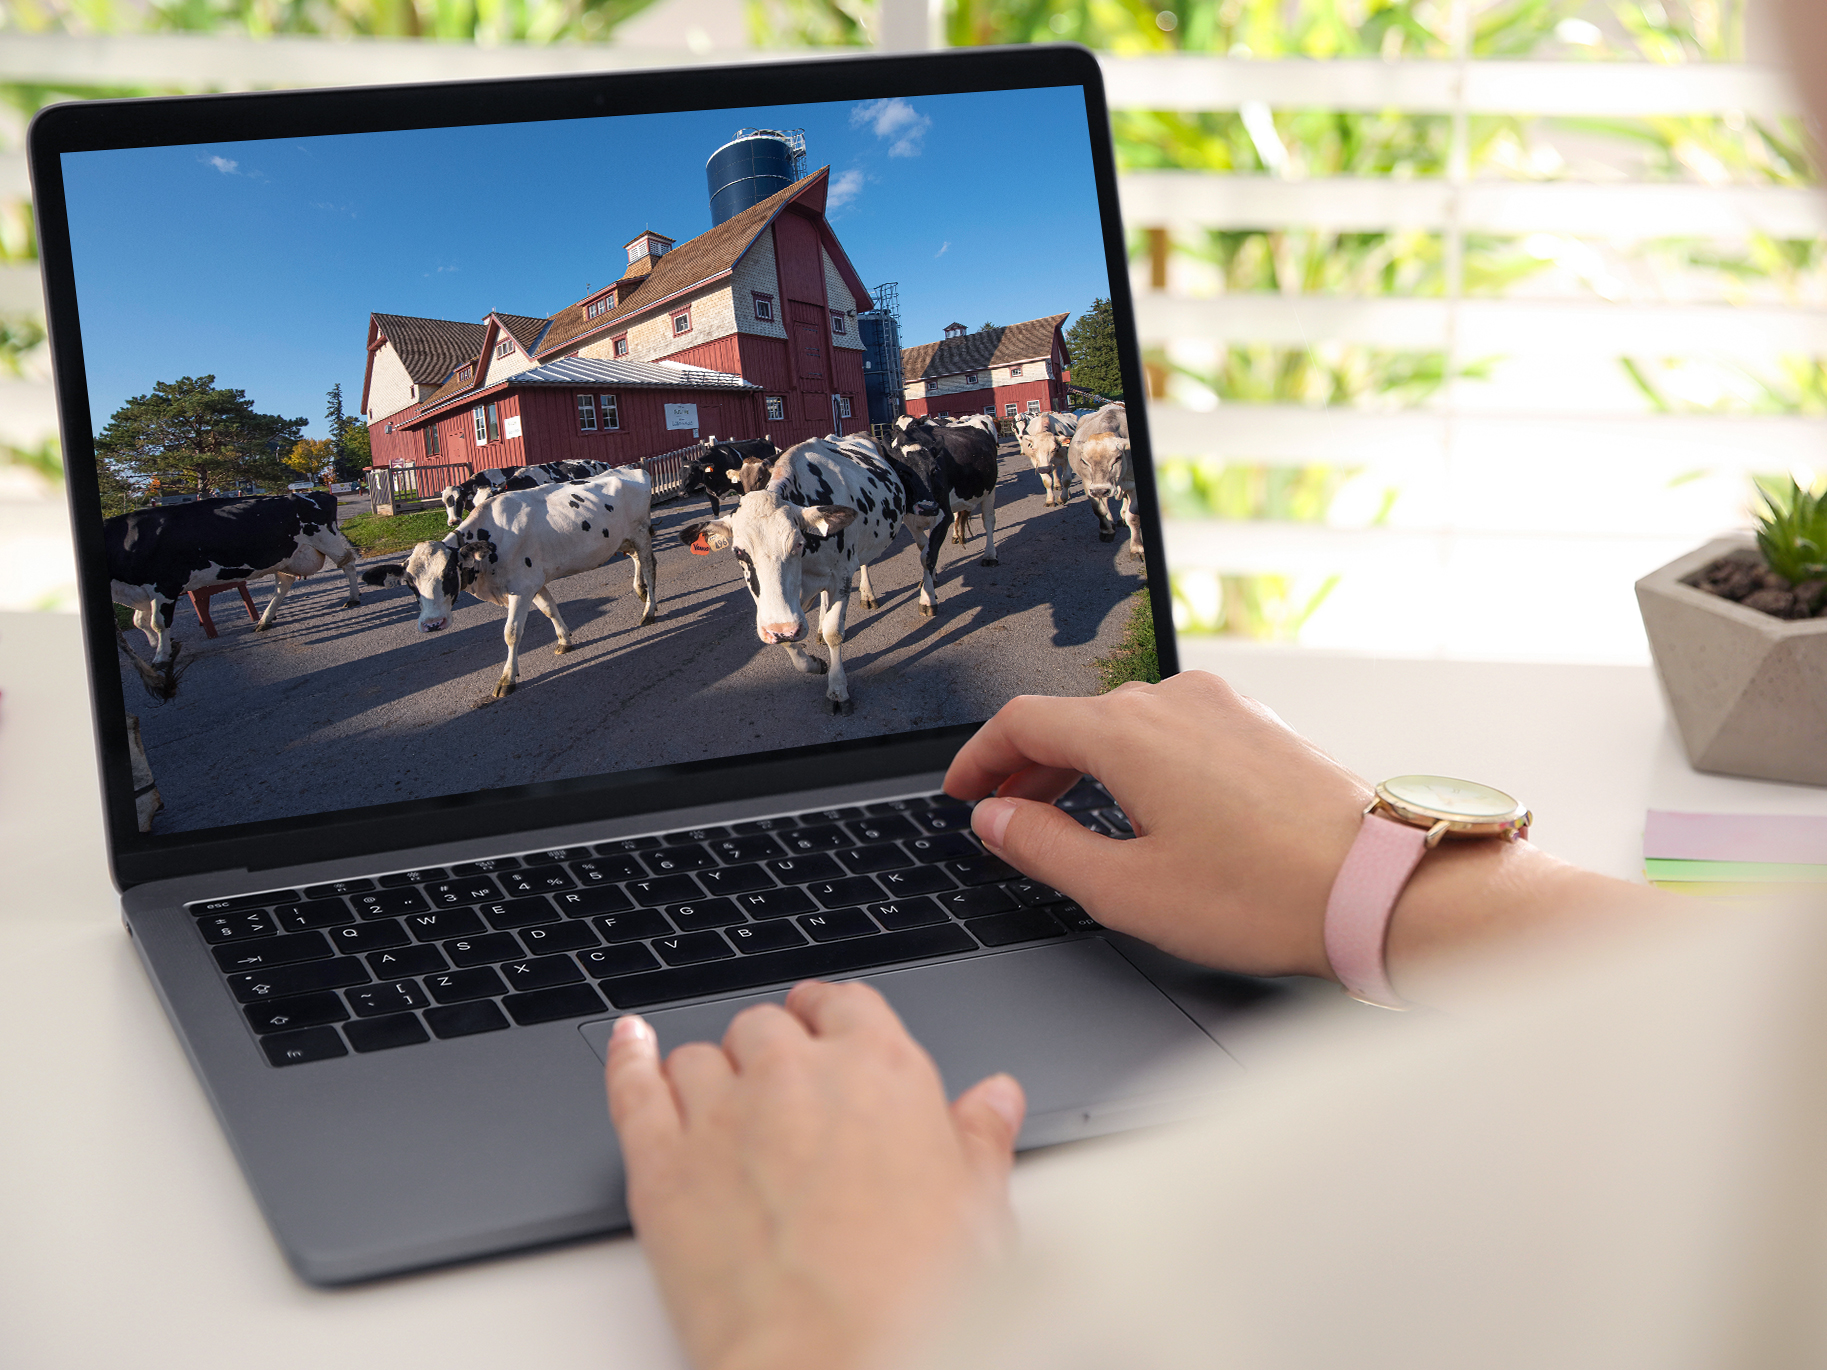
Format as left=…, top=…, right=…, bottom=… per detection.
left=506, top=357, right=761, bottom=390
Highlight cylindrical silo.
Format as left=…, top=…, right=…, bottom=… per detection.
left=706, top=131, right=800, bottom=227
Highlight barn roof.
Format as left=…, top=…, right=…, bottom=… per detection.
left=901, top=315, right=1070, bottom=381
left=369, top=313, right=489, bottom=384
left=415, top=359, right=758, bottom=422
left=496, top=313, right=550, bottom=350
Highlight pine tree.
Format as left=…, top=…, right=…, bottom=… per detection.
left=1065, top=298, right=1122, bottom=402
left=96, top=376, right=306, bottom=499
left=325, top=382, right=368, bottom=483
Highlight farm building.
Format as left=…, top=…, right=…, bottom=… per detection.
left=900, top=315, right=1072, bottom=420
left=360, top=160, right=871, bottom=471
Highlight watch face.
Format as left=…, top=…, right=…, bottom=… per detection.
left=1381, top=774, right=1520, bottom=820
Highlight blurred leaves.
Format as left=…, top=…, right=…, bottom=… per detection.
left=2, top=0, right=667, bottom=41
left=0, top=314, right=46, bottom=376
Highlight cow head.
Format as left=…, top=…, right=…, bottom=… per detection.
left=1073, top=423, right=1130, bottom=501
left=439, top=485, right=465, bottom=528
left=1022, top=419, right=1067, bottom=471
left=361, top=536, right=463, bottom=631
left=680, top=490, right=857, bottom=645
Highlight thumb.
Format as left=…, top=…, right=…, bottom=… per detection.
left=971, top=795, right=1137, bottom=910
left=950, top=1072, right=1027, bottom=1179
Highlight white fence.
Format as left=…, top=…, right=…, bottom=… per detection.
left=641, top=440, right=704, bottom=504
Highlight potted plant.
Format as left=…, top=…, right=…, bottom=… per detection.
left=1635, top=478, right=1827, bottom=786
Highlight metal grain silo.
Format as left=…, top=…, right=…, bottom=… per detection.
left=706, top=129, right=806, bottom=226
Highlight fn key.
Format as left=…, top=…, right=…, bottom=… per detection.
left=261, top=1026, right=347, bottom=1067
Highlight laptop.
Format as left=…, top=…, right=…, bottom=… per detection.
left=30, top=43, right=1277, bottom=1285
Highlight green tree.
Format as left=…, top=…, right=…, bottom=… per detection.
left=325, top=381, right=349, bottom=467
left=340, top=420, right=372, bottom=479
left=95, top=375, right=305, bottom=499
left=1065, top=298, right=1122, bottom=401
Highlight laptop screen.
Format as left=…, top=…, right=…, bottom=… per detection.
left=50, top=62, right=1158, bottom=856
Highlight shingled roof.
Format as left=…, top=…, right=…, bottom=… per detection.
left=370, top=313, right=489, bottom=385
left=496, top=314, right=549, bottom=351
left=901, top=315, right=1070, bottom=381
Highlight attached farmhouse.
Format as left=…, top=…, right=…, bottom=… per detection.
left=360, top=167, right=871, bottom=470
left=900, top=315, right=1071, bottom=420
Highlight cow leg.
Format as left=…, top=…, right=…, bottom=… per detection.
left=533, top=587, right=574, bottom=653
left=626, top=525, right=658, bottom=625
left=818, top=589, right=853, bottom=714
left=1121, top=489, right=1145, bottom=563
left=333, top=543, right=361, bottom=609
left=124, top=713, right=162, bottom=834
left=126, top=597, right=161, bottom=651
left=856, top=562, right=878, bottom=610
left=1090, top=495, right=1115, bottom=542
left=493, top=593, right=534, bottom=699
left=254, top=573, right=297, bottom=632
left=146, top=596, right=180, bottom=665
left=977, top=489, right=1000, bottom=567
left=951, top=509, right=972, bottom=545
left=780, top=643, right=827, bottom=675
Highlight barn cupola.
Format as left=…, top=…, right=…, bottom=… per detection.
left=943, top=322, right=967, bottom=339
left=623, top=230, right=675, bottom=277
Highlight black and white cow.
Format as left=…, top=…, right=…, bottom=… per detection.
left=1067, top=403, right=1142, bottom=562
left=1018, top=410, right=1079, bottom=507
left=107, top=492, right=361, bottom=667
left=680, top=437, right=779, bottom=518
left=680, top=438, right=908, bottom=713
left=365, top=467, right=658, bottom=700
left=887, top=415, right=1002, bottom=566
left=439, top=460, right=618, bottom=527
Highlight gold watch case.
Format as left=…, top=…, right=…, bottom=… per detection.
left=1368, top=774, right=1532, bottom=849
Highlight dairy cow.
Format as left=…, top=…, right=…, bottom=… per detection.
left=365, top=467, right=658, bottom=700
left=680, top=437, right=779, bottom=518
left=1018, top=410, right=1079, bottom=507
left=887, top=415, right=1002, bottom=567
left=680, top=437, right=908, bottom=713
left=107, top=492, right=361, bottom=668
left=439, top=459, right=617, bottom=527
left=1067, top=403, right=1142, bottom=563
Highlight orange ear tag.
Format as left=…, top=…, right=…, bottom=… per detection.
left=690, top=533, right=712, bottom=556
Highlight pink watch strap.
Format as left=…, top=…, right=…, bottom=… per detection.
left=1324, top=814, right=1428, bottom=1010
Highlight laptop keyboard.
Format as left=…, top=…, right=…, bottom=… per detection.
left=184, top=782, right=1134, bottom=1067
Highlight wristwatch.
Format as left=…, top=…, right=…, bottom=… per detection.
left=1323, top=776, right=1532, bottom=1010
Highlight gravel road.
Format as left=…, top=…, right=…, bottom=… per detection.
left=127, top=447, right=1148, bottom=834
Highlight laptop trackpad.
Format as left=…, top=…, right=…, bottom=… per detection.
left=579, top=938, right=1237, bottom=1147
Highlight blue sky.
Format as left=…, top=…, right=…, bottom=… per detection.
left=61, top=87, right=1111, bottom=440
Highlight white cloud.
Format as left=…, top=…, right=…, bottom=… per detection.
left=827, top=168, right=865, bottom=211
left=934, top=241, right=950, bottom=258
left=850, top=98, right=931, bottom=158
left=204, top=155, right=239, bottom=175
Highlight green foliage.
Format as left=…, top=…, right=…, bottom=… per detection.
left=1752, top=476, right=1827, bottom=584
left=1, top=436, right=63, bottom=483
left=1171, top=567, right=1342, bottom=639
left=745, top=0, right=871, bottom=46
left=1094, top=589, right=1160, bottom=690
left=340, top=419, right=373, bottom=476
left=3, top=0, right=666, bottom=43
left=96, top=374, right=306, bottom=499
left=341, top=506, right=452, bottom=554
left=0, top=314, right=45, bottom=376
left=1156, top=458, right=1370, bottom=521
left=1065, top=297, right=1122, bottom=400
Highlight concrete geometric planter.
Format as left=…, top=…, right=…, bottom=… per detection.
left=1636, top=535, right=1827, bottom=786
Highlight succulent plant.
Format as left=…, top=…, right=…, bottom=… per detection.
left=1753, top=478, right=1827, bottom=587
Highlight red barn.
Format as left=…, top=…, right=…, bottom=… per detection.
left=900, top=315, right=1071, bottom=421
left=360, top=167, right=871, bottom=470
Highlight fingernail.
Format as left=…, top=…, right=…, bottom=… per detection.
left=611, top=1014, right=652, bottom=1045
left=981, top=1074, right=1025, bottom=1133
left=973, top=796, right=1017, bottom=850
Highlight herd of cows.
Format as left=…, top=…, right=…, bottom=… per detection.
left=103, top=403, right=1140, bottom=831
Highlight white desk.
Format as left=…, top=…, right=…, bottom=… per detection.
left=6, top=610, right=1826, bottom=1368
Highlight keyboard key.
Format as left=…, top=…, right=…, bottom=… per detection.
left=449, top=856, right=520, bottom=876
left=1051, top=902, right=1100, bottom=932
left=424, top=966, right=508, bottom=1003
left=946, top=855, right=1019, bottom=887
left=728, top=919, right=808, bottom=953
left=710, top=834, right=786, bottom=864
left=303, top=878, right=373, bottom=900
left=245, top=991, right=348, bottom=1034
left=876, top=866, right=957, bottom=897
left=480, top=897, right=561, bottom=930
left=969, top=910, right=1064, bottom=947
left=189, top=890, right=297, bottom=916
left=602, top=924, right=978, bottom=1010
left=595, top=834, right=660, bottom=854
left=664, top=825, right=728, bottom=845
left=344, top=1013, right=429, bottom=1052
left=212, top=930, right=330, bottom=973
left=627, top=875, right=703, bottom=907
left=1096, top=807, right=1135, bottom=836
left=666, top=899, right=745, bottom=932
left=913, top=808, right=972, bottom=834
left=519, top=847, right=589, bottom=867
left=271, top=898, right=355, bottom=932
left=503, top=982, right=607, bottom=1025
left=798, top=909, right=878, bottom=942
left=596, top=909, right=674, bottom=942
left=808, top=876, right=882, bottom=909
left=553, top=886, right=634, bottom=918
left=641, top=846, right=716, bottom=876
left=735, top=886, right=816, bottom=919
left=867, top=897, right=947, bottom=930
left=579, top=944, right=661, bottom=979
left=1070, top=811, right=1112, bottom=834
left=797, top=806, right=863, bottom=824
left=569, top=857, right=637, bottom=885
left=653, top=931, right=736, bottom=966
left=498, top=955, right=584, bottom=991
left=834, top=843, right=911, bottom=876
left=378, top=867, right=446, bottom=887
left=501, top=867, right=578, bottom=897
left=444, top=932, right=522, bottom=966
left=765, top=854, right=842, bottom=885
left=228, top=957, right=369, bottom=1002
left=904, top=834, right=978, bottom=863
left=845, top=814, right=918, bottom=843
left=730, top=815, right=796, bottom=835
left=199, top=910, right=280, bottom=944
left=367, top=944, right=448, bottom=977
left=425, top=1000, right=509, bottom=1038
left=262, top=1026, right=347, bottom=1066
left=937, top=886, right=1017, bottom=919
left=517, top=921, right=600, bottom=954
left=1006, top=880, right=1067, bottom=907
left=864, top=796, right=930, bottom=816
left=695, top=863, right=775, bottom=896
left=346, top=980, right=430, bottom=1017
left=405, top=908, right=485, bottom=941
left=1056, top=780, right=1111, bottom=811
left=351, top=888, right=429, bottom=919
left=326, top=919, right=410, bottom=955
left=426, top=878, right=502, bottom=907
left=780, top=824, right=852, bottom=854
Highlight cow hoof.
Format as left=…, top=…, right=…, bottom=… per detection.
left=1098, top=531, right=1115, bottom=543
left=552, top=642, right=571, bottom=655
left=825, top=697, right=853, bottom=715
left=979, top=556, right=999, bottom=567
left=640, top=611, right=657, bottom=626
left=859, top=596, right=878, bottom=610
left=252, top=621, right=271, bottom=633
left=342, top=597, right=360, bottom=609
left=918, top=603, right=936, bottom=619
left=493, top=678, right=517, bottom=699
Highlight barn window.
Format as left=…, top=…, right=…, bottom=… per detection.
left=599, top=394, right=620, bottom=431
left=424, top=425, right=440, bottom=457
left=486, top=403, right=500, bottom=442
left=384, top=421, right=394, bottom=434
left=472, top=405, right=487, bottom=443
left=837, top=394, right=853, bottom=419
left=1027, top=400, right=1041, bottom=415
left=672, top=309, right=691, bottom=336
left=613, top=335, right=629, bottom=358
left=585, top=293, right=616, bottom=319
left=830, top=311, right=846, bottom=336
left=766, top=395, right=786, bottom=422
left=496, top=340, right=515, bottom=359
left=1009, top=364, right=1023, bottom=378
left=753, top=294, right=774, bottom=322
left=577, top=394, right=597, bottom=431
left=1005, top=404, right=1018, bottom=418
left=460, top=364, right=474, bottom=382
left=983, top=406, right=995, bottom=416
left=965, top=371, right=978, bottom=384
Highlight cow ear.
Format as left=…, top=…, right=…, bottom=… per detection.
left=800, top=505, right=857, bottom=536
left=361, top=564, right=407, bottom=587
left=680, top=520, right=732, bottom=554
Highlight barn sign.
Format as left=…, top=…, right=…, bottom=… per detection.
left=665, top=403, right=699, bottom=432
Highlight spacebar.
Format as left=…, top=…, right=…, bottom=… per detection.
left=601, top=924, right=978, bottom=1009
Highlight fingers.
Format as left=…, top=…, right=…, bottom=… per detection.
left=786, top=978, right=903, bottom=1039
left=665, top=1040, right=734, bottom=1121
left=605, top=1014, right=682, bottom=1156
left=970, top=796, right=1141, bottom=912
left=722, top=1000, right=810, bottom=1071
left=943, top=694, right=1108, bottom=800
left=950, top=1072, right=1026, bottom=1179
left=987, top=760, right=1084, bottom=804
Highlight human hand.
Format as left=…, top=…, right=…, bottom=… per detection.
left=605, top=980, right=1026, bottom=1370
